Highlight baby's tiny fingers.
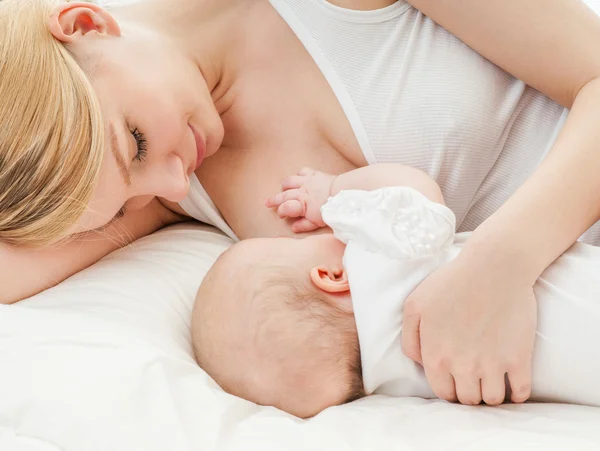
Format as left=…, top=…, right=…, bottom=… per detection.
left=266, top=189, right=301, bottom=208
left=298, top=167, right=315, bottom=176
left=265, top=195, right=282, bottom=208
left=282, top=175, right=306, bottom=191
left=291, top=218, right=319, bottom=233
left=277, top=199, right=305, bottom=219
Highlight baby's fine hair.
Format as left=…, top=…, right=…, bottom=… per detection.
left=262, top=269, right=365, bottom=406
left=193, top=244, right=365, bottom=413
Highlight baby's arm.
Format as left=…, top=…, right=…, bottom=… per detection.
left=266, top=164, right=444, bottom=233
left=331, top=164, right=444, bottom=205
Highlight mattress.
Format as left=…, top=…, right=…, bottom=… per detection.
left=1, top=224, right=600, bottom=451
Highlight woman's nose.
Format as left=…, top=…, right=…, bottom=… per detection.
left=136, top=154, right=190, bottom=203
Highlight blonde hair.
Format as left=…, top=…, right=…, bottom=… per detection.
left=0, top=0, right=104, bottom=246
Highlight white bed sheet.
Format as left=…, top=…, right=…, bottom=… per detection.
left=1, top=224, right=600, bottom=451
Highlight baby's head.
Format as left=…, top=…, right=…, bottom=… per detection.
left=192, top=234, right=364, bottom=418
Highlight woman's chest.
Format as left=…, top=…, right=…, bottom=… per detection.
left=196, top=5, right=366, bottom=238
left=197, top=86, right=359, bottom=238
left=195, top=1, right=562, bottom=238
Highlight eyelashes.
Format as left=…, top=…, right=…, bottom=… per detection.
left=130, top=127, right=148, bottom=162
left=105, top=126, right=143, bottom=228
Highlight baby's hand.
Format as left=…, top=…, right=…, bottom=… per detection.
left=265, top=168, right=336, bottom=233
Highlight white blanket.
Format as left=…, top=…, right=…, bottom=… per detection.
left=1, top=224, right=600, bottom=451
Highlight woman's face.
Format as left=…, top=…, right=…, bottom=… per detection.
left=56, top=6, right=224, bottom=233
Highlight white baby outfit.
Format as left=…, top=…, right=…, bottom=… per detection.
left=321, top=187, right=600, bottom=406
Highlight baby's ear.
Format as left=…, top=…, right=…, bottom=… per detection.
left=310, top=265, right=349, bottom=293
left=310, top=266, right=353, bottom=314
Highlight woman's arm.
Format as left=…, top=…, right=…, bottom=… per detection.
left=0, top=199, right=183, bottom=305
left=404, top=0, right=600, bottom=271
left=407, top=0, right=600, bottom=109
left=400, top=0, right=600, bottom=406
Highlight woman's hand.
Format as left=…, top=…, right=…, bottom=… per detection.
left=401, top=248, right=538, bottom=406
left=265, top=168, right=336, bottom=233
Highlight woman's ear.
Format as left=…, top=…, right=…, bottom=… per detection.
left=48, top=2, right=121, bottom=43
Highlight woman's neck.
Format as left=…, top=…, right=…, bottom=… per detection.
left=111, top=0, right=253, bottom=100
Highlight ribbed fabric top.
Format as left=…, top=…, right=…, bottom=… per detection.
left=268, top=0, right=600, bottom=244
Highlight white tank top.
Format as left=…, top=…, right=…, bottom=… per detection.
left=180, top=0, right=600, bottom=245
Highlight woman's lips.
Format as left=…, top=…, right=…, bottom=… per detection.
left=190, top=124, right=207, bottom=171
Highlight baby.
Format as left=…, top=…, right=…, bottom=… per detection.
left=192, top=164, right=600, bottom=418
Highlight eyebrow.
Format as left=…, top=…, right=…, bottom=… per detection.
left=109, top=122, right=131, bottom=186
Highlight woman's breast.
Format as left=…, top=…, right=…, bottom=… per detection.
left=194, top=7, right=367, bottom=239
left=195, top=72, right=360, bottom=239
left=196, top=142, right=356, bottom=240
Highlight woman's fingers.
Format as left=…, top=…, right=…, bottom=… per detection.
left=424, top=368, right=457, bottom=402
left=277, top=200, right=305, bottom=219
left=401, top=305, right=423, bottom=365
left=292, top=218, right=319, bottom=233
left=453, top=373, right=482, bottom=406
left=401, top=254, right=537, bottom=408
left=481, top=371, right=507, bottom=406
left=507, top=362, right=532, bottom=403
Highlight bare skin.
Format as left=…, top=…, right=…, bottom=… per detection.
left=172, top=1, right=366, bottom=239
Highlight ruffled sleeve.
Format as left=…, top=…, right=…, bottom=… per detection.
left=321, top=187, right=456, bottom=260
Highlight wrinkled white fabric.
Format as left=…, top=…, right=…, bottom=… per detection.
left=322, top=187, right=600, bottom=406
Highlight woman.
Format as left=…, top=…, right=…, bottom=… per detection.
left=1, top=0, right=600, bottom=409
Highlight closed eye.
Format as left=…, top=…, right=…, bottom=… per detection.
left=130, top=127, right=147, bottom=162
